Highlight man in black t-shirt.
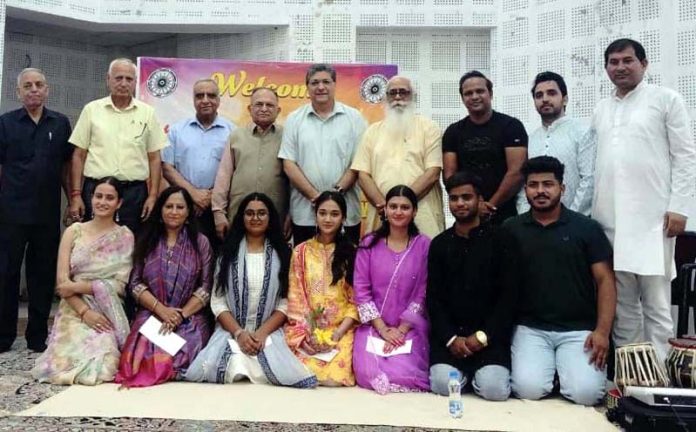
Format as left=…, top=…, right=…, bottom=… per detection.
left=502, top=156, right=615, bottom=406
left=443, top=71, right=528, bottom=225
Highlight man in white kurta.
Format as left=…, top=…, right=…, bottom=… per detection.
left=592, top=38, right=696, bottom=360
left=351, top=76, right=445, bottom=239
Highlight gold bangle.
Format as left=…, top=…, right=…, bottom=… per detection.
left=151, top=299, right=159, bottom=312
left=79, top=307, right=90, bottom=321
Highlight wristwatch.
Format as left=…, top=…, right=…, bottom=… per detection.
left=333, top=184, right=345, bottom=194
left=475, top=330, right=488, bottom=347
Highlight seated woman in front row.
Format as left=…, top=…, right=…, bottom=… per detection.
left=285, top=191, right=359, bottom=387
left=115, top=186, right=213, bottom=387
left=32, top=177, right=133, bottom=385
left=185, top=193, right=316, bottom=387
left=353, top=185, right=431, bottom=394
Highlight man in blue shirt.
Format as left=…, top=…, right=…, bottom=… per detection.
left=162, top=78, right=235, bottom=248
left=0, top=68, right=73, bottom=353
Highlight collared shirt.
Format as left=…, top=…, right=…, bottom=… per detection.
left=426, top=223, right=515, bottom=370
left=212, top=123, right=289, bottom=224
left=278, top=101, right=367, bottom=226
left=352, top=114, right=444, bottom=239
left=502, top=206, right=612, bottom=332
left=162, top=115, right=236, bottom=189
left=591, top=81, right=696, bottom=277
left=0, top=107, right=73, bottom=224
left=517, top=116, right=595, bottom=216
left=69, top=96, right=168, bottom=181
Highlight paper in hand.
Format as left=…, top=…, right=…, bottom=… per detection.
left=366, top=335, right=412, bottom=357
left=138, top=316, right=186, bottom=356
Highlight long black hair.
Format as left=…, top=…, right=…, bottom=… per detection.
left=132, top=186, right=201, bottom=269
left=216, top=192, right=290, bottom=297
left=364, top=184, right=419, bottom=249
left=314, top=191, right=356, bottom=285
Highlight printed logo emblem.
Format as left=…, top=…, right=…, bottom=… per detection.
left=146, top=68, right=178, bottom=98
left=360, top=74, right=388, bottom=104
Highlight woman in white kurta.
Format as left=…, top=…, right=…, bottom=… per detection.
left=184, top=193, right=316, bottom=387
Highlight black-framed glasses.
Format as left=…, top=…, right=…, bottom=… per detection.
left=387, top=88, right=412, bottom=97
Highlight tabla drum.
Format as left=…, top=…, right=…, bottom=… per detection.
left=615, top=342, right=669, bottom=391
left=666, top=337, right=696, bottom=388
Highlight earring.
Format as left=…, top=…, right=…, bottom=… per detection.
left=115, top=211, right=120, bottom=222
left=340, top=224, right=345, bottom=236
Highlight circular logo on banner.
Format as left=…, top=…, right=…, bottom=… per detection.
left=146, top=68, right=178, bottom=98
left=360, top=74, right=388, bottom=104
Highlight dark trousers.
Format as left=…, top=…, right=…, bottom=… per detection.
left=292, top=223, right=361, bottom=246
left=0, top=222, right=59, bottom=348
left=83, top=177, right=147, bottom=235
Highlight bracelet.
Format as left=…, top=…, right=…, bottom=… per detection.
left=177, top=310, right=187, bottom=320
left=79, top=307, right=90, bottom=321
left=233, top=328, right=244, bottom=339
left=70, top=190, right=82, bottom=197
left=151, top=299, right=159, bottom=312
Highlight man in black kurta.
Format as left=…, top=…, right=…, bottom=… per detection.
left=0, top=68, right=72, bottom=352
left=426, top=171, right=517, bottom=401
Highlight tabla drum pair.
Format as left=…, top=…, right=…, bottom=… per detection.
left=666, top=337, right=696, bottom=388
left=615, top=342, right=670, bottom=391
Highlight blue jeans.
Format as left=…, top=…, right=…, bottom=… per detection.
left=430, top=363, right=510, bottom=401
left=511, top=325, right=606, bottom=406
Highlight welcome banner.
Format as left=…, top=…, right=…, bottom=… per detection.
left=137, top=57, right=398, bottom=129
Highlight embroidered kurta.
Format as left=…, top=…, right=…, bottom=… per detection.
left=352, top=115, right=445, bottom=239
left=352, top=234, right=430, bottom=394
left=591, top=81, right=696, bottom=278
left=32, top=224, right=133, bottom=385
left=285, top=238, right=360, bottom=386
left=115, top=231, right=213, bottom=387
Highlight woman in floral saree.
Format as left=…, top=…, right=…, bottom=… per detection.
left=32, top=177, right=133, bottom=385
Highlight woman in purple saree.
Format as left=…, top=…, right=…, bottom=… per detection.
left=115, top=186, right=213, bottom=387
left=353, top=185, right=430, bottom=394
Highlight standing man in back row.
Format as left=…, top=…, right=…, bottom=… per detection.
left=279, top=63, right=367, bottom=244
left=592, top=38, right=696, bottom=361
left=0, top=68, right=73, bottom=353
left=443, top=70, right=527, bottom=225
left=69, top=58, right=168, bottom=234
left=162, top=78, right=236, bottom=249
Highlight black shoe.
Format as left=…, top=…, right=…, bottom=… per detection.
left=27, top=341, right=47, bottom=353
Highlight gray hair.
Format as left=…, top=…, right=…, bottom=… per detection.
left=17, top=68, right=47, bottom=87
left=193, top=78, right=219, bottom=95
left=305, top=63, right=336, bottom=86
left=108, top=58, right=136, bottom=76
left=250, top=86, right=279, bottom=100
left=387, top=75, right=414, bottom=92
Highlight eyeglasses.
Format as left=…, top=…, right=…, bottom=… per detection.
left=244, top=210, right=269, bottom=219
left=387, top=88, right=412, bottom=97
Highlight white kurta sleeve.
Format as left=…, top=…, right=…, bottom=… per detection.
left=210, top=288, right=230, bottom=318
left=665, top=93, right=696, bottom=217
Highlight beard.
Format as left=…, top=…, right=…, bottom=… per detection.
left=528, top=193, right=562, bottom=213
left=383, top=101, right=416, bottom=136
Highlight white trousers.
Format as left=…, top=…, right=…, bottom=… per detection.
left=612, top=271, right=674, bottom=361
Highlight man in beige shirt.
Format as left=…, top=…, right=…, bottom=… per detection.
left=69, top=58, right=168, bottom=234
left=352, top=75, right=444, bottom=239
left=212, top=87, right=289, bottom=240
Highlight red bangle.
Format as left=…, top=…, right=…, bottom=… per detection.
left=70, top=190, right=82, bottom=197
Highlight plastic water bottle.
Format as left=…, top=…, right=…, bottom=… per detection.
left=448, top=370, right=463, bottom=418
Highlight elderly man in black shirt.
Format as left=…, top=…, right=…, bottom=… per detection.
left=427, top=171, right=516, bottom=401
left=0, top=68, right=73, bottom=353
left=504, top=156, right=615, bottom=406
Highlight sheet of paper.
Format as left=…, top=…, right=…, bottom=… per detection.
left=138, top=315, right=186, bottom=356
left=366, top=335, right=412, bottom=357
left=299, top=348, right=340, bottom=363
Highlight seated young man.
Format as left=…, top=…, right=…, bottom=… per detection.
left=427, top=171, right=517, bottom=401
left=504, top=156, right=615, bottom=406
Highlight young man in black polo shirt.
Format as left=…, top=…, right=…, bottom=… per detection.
left=442, top=70, right=528, bottom=225
left=504, top=156, right=615, bottom=406
left=0, top=68, right=73, bottom=353
left=427, top=171, right=517, bottom=401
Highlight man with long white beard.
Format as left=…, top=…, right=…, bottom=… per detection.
left=352, top=76, right=444, bottom=238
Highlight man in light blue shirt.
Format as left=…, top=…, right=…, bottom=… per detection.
left=162, top=78, right=235, bottom=246
left=516, top=71, right=595, bottom=216
left=279, top=64, right=367, bottom=244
